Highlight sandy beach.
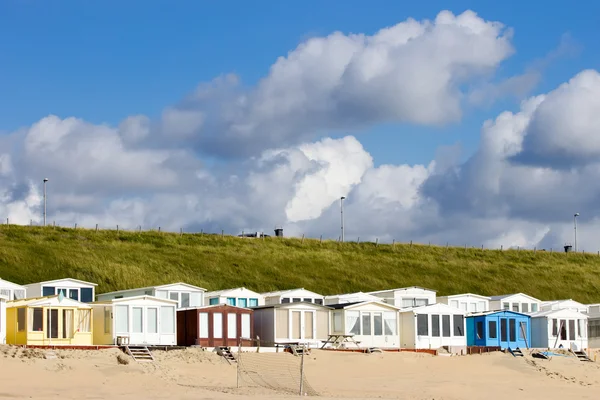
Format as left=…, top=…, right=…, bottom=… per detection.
left=0, top=346, right=599, bottom=399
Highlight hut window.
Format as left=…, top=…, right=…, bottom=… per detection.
left=314, top=299, right=323, bottom=305
left=450, top=300, right=459, bottom=308
left=213, top=313, right=223, bottom=338
left=104, top=307, right=111, bottom=334
left=500, top=319, right=507, bottom=341
left=568, top=320, right=576, bottom=340
left=488, top=321, right=497, bottom=339
left=518, top=322, right=526, bottom=340
left=303, top=298, right=312, bottom=303
left=460, top=303, right=467, bottom=311
left=431, top=315, right=440, bottom=337
left=552, top=319, right=558, bottom=336
left=32, top=308, right=43, bottom=331
left=415, top=298, right=428, bottom=307
left=512, top=303, right=519, bottom=312
left=115, top=305, right=129, bottom=333
left=453, top=315, right=464, bottom=336
left=226, top=298, right=236, bottom=306
left=292, top=298, right=301, bottom=303
left=238, top=298, right=247, bottom=308
left=69, top=289, right=79, bottom=301
left=578, top=320, right=585, bottom=337
left=227, top=313, right=237, bottom=339
left=469, top=303, right=476, bottom=313
left=249, top=298, right=259, bottom=307
left=42, top=286, right=55, bottom=296
left=17, top=308, right=26, bottom=332
left=402, top=299, right=413, bottom=308
left=383, top=312, right=396, bottom=335
left=170, top=292, right=179, bottom=303
left=147, top=308, right=158, bottom=334
left=80, top=288, right=93, bottom=303
left=442, top=315, right=451, bottom=337
left=14, top=289, right=25, bottom=300
left=509, top=319, right=516, bottom=342
left=560, top=320, right=567, bottom=340
left=79, top=309, right=91, bottom=332
left=47, top=309, right=59, bottom=338
left=209, top=298, right=219, bottom=305
left=199, top=313, right=209, bottom=338
left=63, top=309, right=73, bottom=338
left=502, top=303, right=509, bottom=310
left=346, top=311, right=360, bottom=335
left=521, top=303, right=529, bottom=313
left=281, top=298, right=290, bottom=304
left=531, top=303, right=538, bottom=312
left=476, top=321, right=484, bottom=339
left=333, top=312, right=343, bottom=333
left=181, top=293, right=190, bottom=308
left=477, top=302, right=486, bottom=312
left=373, top=313, right=383, bottom=336
left=361, top=313, right=371, bottom=336
left=132, top=307, right=143, bottom=333
left=416, top=314, right=428, bottom=336
left=160, top=306, right=175, bottom=334
left=241, top=314, right=250, bottom=338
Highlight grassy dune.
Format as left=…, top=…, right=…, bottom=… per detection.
left=0, top=225, right=599, bottom=303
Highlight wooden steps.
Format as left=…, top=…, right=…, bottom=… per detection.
left=572, top=350, right=593, bottom=362
left=216, top=346, right=236, bottom=364
left=124, top=346, right=154, bottom=362
left=508, top=347, right=524, bottom=357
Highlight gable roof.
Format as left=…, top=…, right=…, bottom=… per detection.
left=438, top=293, right=491, bottom=300
left=531, top=309, right=589, bottom=319
left=183, top=303, right=254, bottom=311
left=541, top=299, right=588, bottom=310
left=25, top=278, right=98, bottom=287
left=92, top=295, right=178, bottom=306
left=99, top=282, right=206, bottom=296
left=252, top=301, right=332, bottom=310
left=489, top=293, right=540, bottom=302
left=368, top=286, right=437, bottom=295
left=204, top=287, right=262, bottom=297
left=0, top=278, right=25, bottom=289
left=324, top=292, right=381, bottom=300
left=400, top=302, right=467, bottom=315
left=467, top=310, right=530, bottom=318
left=327, top=300, right=400, bottom=311
left=8, top=295, right=92, bottom=309
left=261, top=288, right=323, bottom=298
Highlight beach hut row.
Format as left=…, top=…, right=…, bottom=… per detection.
left=0, top=278, right=597, bottom=353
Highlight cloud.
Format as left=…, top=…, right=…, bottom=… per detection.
left=161, top=10, right=514, bottom=157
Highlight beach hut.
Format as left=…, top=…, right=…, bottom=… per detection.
left=323, top=292, right=381, bottom=305
left=0, top=295, right=7, bottom=344
left=177, top=304, right=253, bottom=347
left=530, top=309, right=588, bottom=350
left=369, top=286, right=437, bottom=309
left=466, top=311, right=531, bottom=349
left=204, top=287, right=264, bottom=307
left=252, top=302, right=331, bottom=347
left=6, top=295, right=93, bottom=346
left=399, top=303, right=467, bottom=354
left=24, top=278, right=97, bottom=303
left=329, top=301, right=400, bottom=349
left=540, top=299, right=589, bottom=313
left=586, top=304, right=600, bottom=348
left=0, top=278, right=27, bottom=300
left=438, top=293, right=490, bottom=314
left=91, top=296, right=178, bottom=346
left=262, top=288, right=324, bottom=305
left=96, top=282, right=206, bottom=309
left=489, top=293, right=541, bottom=314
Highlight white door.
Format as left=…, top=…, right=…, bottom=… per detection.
left=145, top=307, right=160, bottom=344
left=130, top=307, right=145, bottom=344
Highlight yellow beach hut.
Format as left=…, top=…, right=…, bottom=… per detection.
left=6, top=295, right=93, bottom=346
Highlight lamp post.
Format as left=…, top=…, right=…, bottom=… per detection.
left=340, top=196, right=346, bottom=243
left=43, top=178, right=49, bottom=227
left=574, top=212, right=580, bottom=252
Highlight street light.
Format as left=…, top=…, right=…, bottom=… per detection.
left=340, top=196, right=346, bottom=243
left=574, top=213, right=580, bottom=252
left=43, top=178, right=49, bottom=227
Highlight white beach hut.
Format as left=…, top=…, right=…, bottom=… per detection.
left=329, top=301, right=400, bottom=349
left=96, top=282, right=206, bottom=309
left=540, top=299, right=589, bottom=313
left=204, top=287, right=264, bottom=307
left=0, top=278, right=27, bottom=301
left=92, top=296, right=178, bottom=346
left=262, top=288, right=324, bottom=305
left=253, top=302, right=331, bottom=347
left=0, top=294, right=7, bottom=344
left=399, top=303, right=467, bottom=354
left=369, top=286, right=437, bottom=309
left=530, top=309, right=588, bottom=350
left=24, top=278, right=97, bottom=303
left=489, top=293, right=541, bottom=314
left=323, top=292, right=381, bottom=306
left=587, top=304, right=600, bottom=348
left=437, top=293, right=490, bottom=314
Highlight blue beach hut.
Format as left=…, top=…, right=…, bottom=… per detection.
left=467, top=311, right=530, bottom=349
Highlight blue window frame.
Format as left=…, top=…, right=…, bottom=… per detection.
left=209, top=298, right=219, bottom=305
left=249, top=298, right=258, bottom=307
left=238, top=298, right=247, bottom=308
left=42, top=286, right=55, bottom=296
left=227, top=297, right=236, bottom=306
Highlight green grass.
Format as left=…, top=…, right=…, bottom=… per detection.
left=1, top=225, right=599, bottom=303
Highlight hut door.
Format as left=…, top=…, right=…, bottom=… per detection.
left=499, top=318, right=508, bottom=347
left=130, top=307, right=145, bottom=345
left=304, top=311, right=314, bottom=339
left=145, top=307, right=159, bottom=345
left=46, top=309, right=59, bottom=339
left=291, top=311, right=301, bottom=340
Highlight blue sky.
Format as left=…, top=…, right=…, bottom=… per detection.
left=2, top=0, right=597, bottom=166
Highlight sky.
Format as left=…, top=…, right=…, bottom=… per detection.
left=1, top=1, right=600, bottom=250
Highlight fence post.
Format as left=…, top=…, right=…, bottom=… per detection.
left=180, top=228, right=183, bottom=236
left=74, top=223, right=77, bottom=230
left=5, top=218, right=7, bottom=225
left=30, top=219, right=32, bottom=226
left=481, top=245, right=484, bottom=250
left=158, top=226, right=161, bottom=233
left=392, top=239, right=395, bottom=250
left=116, top=225, right=119, bottom=232
left=428, top=241, right=431, bottom=246
left=242, top=231, right=244, bottom=237
left=410, top=240, right=412, bottom=247
left=200, top=229, right=203, bottom=236
left=376, top=238, right=379, bottom=247
left=222, top=230, right=224, bottom=238
left=95, top=224, right=98, bottom=232
left=500, top=245, right=503, bottom=251
left=357, top=237, right=360, bottom=244
left=550, top=248, right=552, bottom=253
left=319, top=235, right=322, bottom=244
left=301, top=234, right=304, bottom=244
left=534, top=247, right=536, bottom=253
left=299, top=344, right=306, bottom=396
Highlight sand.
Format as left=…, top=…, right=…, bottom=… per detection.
left=0, top=345, right=599, bottom=399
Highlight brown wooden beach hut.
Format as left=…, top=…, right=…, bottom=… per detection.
left=177, top=304, right=253, bottom=347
